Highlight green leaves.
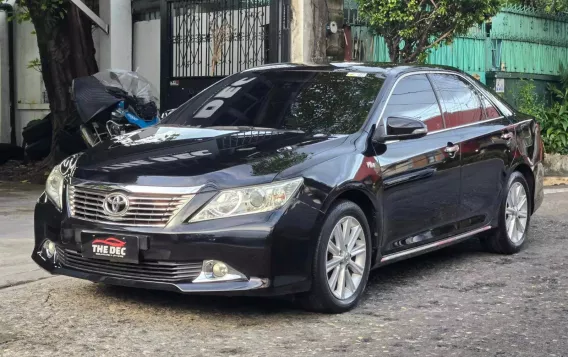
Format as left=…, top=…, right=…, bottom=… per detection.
left=355, top=0, right=500, bottom=63
left=26, top=58, right=41, bottom=72
left=508, top=0, right=568, bottom=13
left=2, top=0, right=68, bottom=24
left=518, top=81, right=568, bottom=154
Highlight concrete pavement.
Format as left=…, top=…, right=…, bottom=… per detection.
left=0, top=183, right=49, bottom=289
left=0, top=182, right=567, bottom=356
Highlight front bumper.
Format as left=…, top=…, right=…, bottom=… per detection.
left=32, top=191, right=321, bottom=296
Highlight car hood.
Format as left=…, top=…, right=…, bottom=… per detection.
left=71, top=125, right=349, bottom=191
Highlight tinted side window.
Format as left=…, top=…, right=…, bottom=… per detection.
left=429, top=74, right=484, bottom=128
left=482, top=97, right=502, bottom=119
left=382, top=74, right=444, bottom=132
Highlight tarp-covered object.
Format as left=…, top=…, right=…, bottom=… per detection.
left=73, top=75, right=121, bottom=124
left=72, top=70, right=160, bottom=124
left=93, top=69, right=159, bottom=107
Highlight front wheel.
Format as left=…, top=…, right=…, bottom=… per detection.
left=481, top=171, right=531, bottom=254
left=300, top=200, right=372, bottom=313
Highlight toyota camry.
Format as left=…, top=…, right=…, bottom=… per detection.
left=32, top=63, right=544, bottom=313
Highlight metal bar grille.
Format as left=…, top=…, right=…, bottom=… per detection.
left=168, top=0, right=271, bottom=78
left=57, top=248, right=203, bottom=283
left=68, top=186, right=193, bottom=227
left=161, top=0, right=290, bottom=110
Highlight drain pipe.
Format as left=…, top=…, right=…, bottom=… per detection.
left=0, top=2, right=16, bottom=145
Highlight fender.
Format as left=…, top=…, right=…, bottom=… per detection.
left=318, top=181, right=385, bottom=265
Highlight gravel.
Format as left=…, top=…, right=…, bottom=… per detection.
left=1, top=193, right=567, bottom=357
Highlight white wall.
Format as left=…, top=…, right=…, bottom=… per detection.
left=133, top=19, right=161, bottom=97
left=0, top=9, right=9, bottom=143
left=9, top=19, right=101, bottom=146
left=14, top=20, right=50, bottom=146
left=99, top=0, right=132, bottom=71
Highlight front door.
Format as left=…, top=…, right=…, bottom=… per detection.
left=429, top=73, right=514, bottom=231
left=376, top=74, right=462, bottom=255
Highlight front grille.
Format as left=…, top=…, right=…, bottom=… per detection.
left=68, top=185, right=193, bottom=227
left=56, top=247, right=203, bottom=283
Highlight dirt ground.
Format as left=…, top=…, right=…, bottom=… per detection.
left=0, top=161, right=48, bottom=184
left=1, top=185, right=567, bottom=357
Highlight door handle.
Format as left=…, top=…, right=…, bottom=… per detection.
left=445, top=144, right=460, bottom=154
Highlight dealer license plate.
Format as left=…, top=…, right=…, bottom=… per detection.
left=81, top=233, right=140, bottom=263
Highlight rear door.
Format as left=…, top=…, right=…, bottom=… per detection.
left=429, top=73, right=514, bottom=231
left=376, top=74, right=462, bottom=255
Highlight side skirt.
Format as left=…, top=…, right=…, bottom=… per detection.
left=377, top=225, right=492, bottom=266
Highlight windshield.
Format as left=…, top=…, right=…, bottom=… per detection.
left=162, top=70, right=385, bottom=135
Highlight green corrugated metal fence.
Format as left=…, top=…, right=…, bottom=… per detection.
left=345, top=4, right=568, bottom=89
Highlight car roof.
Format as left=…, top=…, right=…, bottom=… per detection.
left=245, top=62, right=467, bottom=78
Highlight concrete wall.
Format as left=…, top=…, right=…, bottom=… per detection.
left=99, top=0, right=131, bottom=71
left=133, top=19, right=161, bottom=97
left=291, top=0, right=327, bottom=63
left=13, top=20, right=50, bottom=146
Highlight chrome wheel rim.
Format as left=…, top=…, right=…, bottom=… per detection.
left=326, top=216, right=367, bottom=300
left=505, top=182, right=528, bottom=244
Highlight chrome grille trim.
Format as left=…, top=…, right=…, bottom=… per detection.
left=68, top=183, right=197, bottom=227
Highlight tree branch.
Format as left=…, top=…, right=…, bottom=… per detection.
left=424, top=27, right=455, bottom=50
left=406, top=27, right=454, bottom=63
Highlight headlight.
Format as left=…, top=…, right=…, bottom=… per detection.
left=45, top=165, right=65, bottom=210
left=189, top=178, right=303, bottom=222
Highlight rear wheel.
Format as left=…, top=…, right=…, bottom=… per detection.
left=481, top=171, right=531, bottom=254
left=300, top=200, right=372, bottom=313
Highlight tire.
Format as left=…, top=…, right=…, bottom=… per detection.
left=300, top=200, right=372, bottom=313
left=480, top=171, right=531, bottom=254
left=22, top=113, right=52, bottom=144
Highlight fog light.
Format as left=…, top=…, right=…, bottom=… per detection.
left=42, top=239, right=56, bottom=259
left=192, top=260, right=247, bottom=283
left=212, top=262, right=228, bottom=277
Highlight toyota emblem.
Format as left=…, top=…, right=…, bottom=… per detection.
left=103, top=193, right=129, bottom=217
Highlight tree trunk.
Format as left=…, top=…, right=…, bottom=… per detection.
left=25, top=1, right=98, bottom=167
left=386, top=37, right=400, bottom=63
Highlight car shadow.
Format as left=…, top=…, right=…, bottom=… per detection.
left=91, top=237, right=491, bottom=315
left=366, top=238, right=488, bottom=293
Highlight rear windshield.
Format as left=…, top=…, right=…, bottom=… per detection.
left=162, top=71, right=384, bottom=135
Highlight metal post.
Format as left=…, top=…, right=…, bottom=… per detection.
left=280, top=0, right=291, bottom=62
left=269, top=0, right=280, bottom=63
left=160, top=0, right=171, bottom=110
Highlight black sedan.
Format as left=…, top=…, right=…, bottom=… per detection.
left=32, top=63, right=544, bottom=313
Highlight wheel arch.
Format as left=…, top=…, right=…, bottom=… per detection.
left=320, top=186, right=383, bottom=263
left=511, top=162, right=536, bottom=214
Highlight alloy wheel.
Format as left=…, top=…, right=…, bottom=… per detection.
left=505, top=182, right=529, bottom=244
left=326, top=216, right=367, bottom=300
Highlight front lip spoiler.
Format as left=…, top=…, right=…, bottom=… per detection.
left=49, top=266, right=270, bottom=294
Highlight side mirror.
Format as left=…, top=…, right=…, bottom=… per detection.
left=374, top=117, right=428, bottom=143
